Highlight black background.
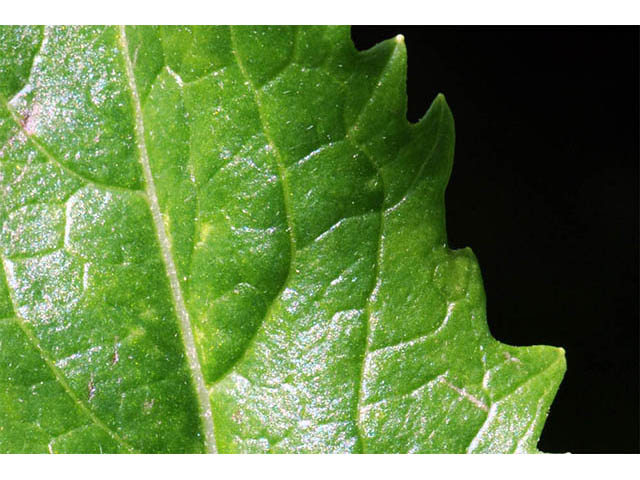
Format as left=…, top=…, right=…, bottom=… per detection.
left=351, top=27, right=639, bottom=454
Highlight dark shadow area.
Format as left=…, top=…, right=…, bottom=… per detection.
left=351, top=26, right=639, bottom=454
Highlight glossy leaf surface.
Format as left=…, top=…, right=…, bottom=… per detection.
left=0, top=26, right=565, bottom=453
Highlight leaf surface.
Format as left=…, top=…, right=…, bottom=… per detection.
left=0, top=26, right=565, bottom=453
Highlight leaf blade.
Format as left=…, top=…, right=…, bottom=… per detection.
left=0, top=25, right=565, bottom=453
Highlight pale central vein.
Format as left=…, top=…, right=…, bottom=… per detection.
left=117, top=26, right=217, bottom=454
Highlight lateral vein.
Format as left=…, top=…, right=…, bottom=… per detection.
left=0, top=257, right=137, bottom=453
left=117, top=25, right=217, bottom=454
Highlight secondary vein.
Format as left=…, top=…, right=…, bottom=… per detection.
left=0, top=257, right=137, bottom=453
left=117, top=26, right=217, bottom=454
left=211, top=26, right=298, bottom=385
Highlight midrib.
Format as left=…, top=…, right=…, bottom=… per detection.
left=117, top=26, right=217, bottom=454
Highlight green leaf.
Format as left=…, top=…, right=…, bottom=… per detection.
left=0, top=26, right=565, bottom=454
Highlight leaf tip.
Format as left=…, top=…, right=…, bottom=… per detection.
left=555, top=346, right=567, bottom=372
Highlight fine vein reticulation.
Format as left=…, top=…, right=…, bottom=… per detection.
left=0, top=25, right=565, bottom=454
